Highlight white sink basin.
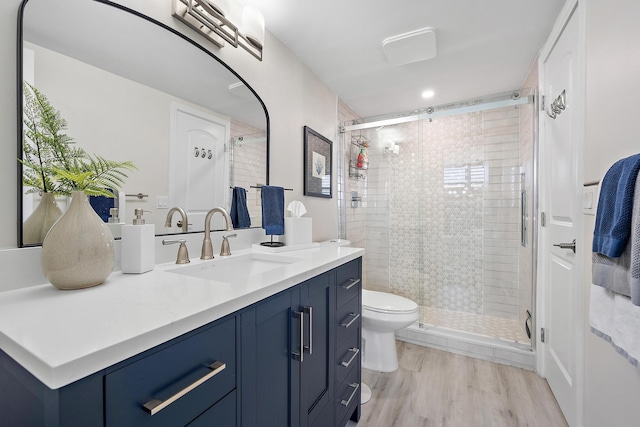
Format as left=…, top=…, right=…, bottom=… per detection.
left=167, top=252, right=303, bottom=283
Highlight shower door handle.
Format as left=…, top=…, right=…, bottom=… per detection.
left=553, top=239, right=576, bottom=253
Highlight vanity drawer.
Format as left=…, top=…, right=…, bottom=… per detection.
left=335, top=327, right=360, bottom=385
left=336, top=295, right=361, bottom=347
left=335, top=357, right=360, bottom=425
left=187, top=390, right=236, bottom=427
left=336, top=260, right=361, bottom=308
left=105, top=317, right=236, bottom=427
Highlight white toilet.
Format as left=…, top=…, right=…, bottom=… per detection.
left=361, top=289, right=419, bottom=372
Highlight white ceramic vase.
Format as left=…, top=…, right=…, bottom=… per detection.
left=22, top=192, right=62, bottom=245
left=41, top=191, right=114, bottom=290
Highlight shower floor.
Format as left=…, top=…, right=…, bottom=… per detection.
left=418, top=305, right=530, bottom=344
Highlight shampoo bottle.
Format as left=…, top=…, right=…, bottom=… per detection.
left=121, top=209, right=155, bottom=274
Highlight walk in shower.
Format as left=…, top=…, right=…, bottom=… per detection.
left=338, top=90, right=537, bottom=364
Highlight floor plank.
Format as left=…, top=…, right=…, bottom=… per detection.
left=349, top=341, right=567, bottom=427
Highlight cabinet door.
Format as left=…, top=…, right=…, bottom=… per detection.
left=241, top=288, right=301, bottom=427
left=300, top=273, right=335, bottom=427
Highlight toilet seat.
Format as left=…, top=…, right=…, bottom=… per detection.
left=362, top=289, right=418, bottom=314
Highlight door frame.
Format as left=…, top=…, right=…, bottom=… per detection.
left=536, top=0, right=586, bottom=425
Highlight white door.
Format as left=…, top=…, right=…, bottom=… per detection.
left=170, top=105, right=230, bottom=231
left=541, top=4, right=583, bottom=426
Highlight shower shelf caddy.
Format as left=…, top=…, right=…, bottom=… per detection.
left=349, top=135, right=369, bottom=179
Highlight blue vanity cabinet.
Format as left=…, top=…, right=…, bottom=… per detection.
left=334, top=259, right=362, bottom=427
left=300, top=271, right=335, bottom=427
left=0, top=349, right=104, bottom=427
left=240, top=272, right=335, bottom=427
left=0, top=257, right=363, bottom=427
left=240, top=258, right=362, bottom=427
left=240, top=286, right=301, bottom=427
left=0, top=315, right=238, bottom=427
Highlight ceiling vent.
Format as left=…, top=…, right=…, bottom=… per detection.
left=382, top=27, right=437, bottom=66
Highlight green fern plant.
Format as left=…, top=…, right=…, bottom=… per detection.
left=21, top=82, right=136, bottom=197
left=53, top=155, right=137, bottom=198
left=21, top=82, right=85, bottom=195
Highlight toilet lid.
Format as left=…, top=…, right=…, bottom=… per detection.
left=362, top=289, right=418, bottom=314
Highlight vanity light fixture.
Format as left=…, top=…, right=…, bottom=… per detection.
left=242, top=5, right=265, bottom=51
left=172, top=0, right=264, bottom=61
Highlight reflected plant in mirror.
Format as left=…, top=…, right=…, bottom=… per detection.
left=20, top=82, right=137, bottom=245
left=18, top=0, right=269, bottom=247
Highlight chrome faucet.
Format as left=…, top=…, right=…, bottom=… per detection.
left=201, top=207, right=234, bottom=260
left=165, top=206, right=189, bottom=233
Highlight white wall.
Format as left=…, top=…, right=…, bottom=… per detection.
left=0, top=0, right=339, bottom=250
left=583, top=0, right=640, bottom=425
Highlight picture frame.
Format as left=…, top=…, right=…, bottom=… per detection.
left=303, top=126, right=332, bottom=198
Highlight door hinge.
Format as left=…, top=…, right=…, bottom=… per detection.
left=541, top=328, right=547, bottom=343
left=541, top=95, right=546, bottom=111
left=541, top=212, right=546, bottom=227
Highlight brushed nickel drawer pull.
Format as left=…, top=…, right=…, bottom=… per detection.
left=303, top=306, right=313, bottom=355
left=341, top=312, right=360, bottom=328
left=342, top=278, right=360, bottom=290
left=340, top=382, right=360, bottom=406
left=293, top=310, right=304, bottom=362
left=143, top=361, right=226, bottom=415
left=340, top=347, right=360, bottom=368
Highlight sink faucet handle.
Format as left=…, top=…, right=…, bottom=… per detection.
left=220, top=233, right=237, bottom=257
left=162, top=239, right=190, bottom=264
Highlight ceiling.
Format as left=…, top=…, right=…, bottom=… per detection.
left=236, top=0, right=564, bottom=118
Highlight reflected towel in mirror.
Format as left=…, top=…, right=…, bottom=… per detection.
left=230, top=187, right=251, bottom=228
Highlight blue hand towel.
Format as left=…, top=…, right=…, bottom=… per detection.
left=230, top=187, right=251, bottom=229
left=593, top=153, right=640, bottom=257
left=261, top=186, right=285, bottom=235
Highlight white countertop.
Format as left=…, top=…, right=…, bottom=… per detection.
left=0, top=245, right=364, bottom=389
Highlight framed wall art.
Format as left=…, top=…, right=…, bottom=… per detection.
left=303, top=126, right=332, bottom=198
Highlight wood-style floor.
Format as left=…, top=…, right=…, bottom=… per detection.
left=351, top=341, right=568, bottom=427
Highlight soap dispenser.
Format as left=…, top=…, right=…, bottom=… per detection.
left=121, top=208, right=155, bottom=274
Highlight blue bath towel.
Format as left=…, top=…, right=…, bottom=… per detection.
left=261, top=186, right=285, bottom=235
left=593, top=153, right=640, bottom=257
left=230, top=187, right=251, bottom=229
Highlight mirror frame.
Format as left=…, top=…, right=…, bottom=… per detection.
left=16, top=0, right=270, bottom=247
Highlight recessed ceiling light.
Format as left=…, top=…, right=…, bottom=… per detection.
left=422, top=90, right=435, bottom=99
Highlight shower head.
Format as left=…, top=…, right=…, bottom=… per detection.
left=384, top=143, right=400, bottom=155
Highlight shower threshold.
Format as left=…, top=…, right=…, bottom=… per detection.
left=396, top=310, right=535, bottom=371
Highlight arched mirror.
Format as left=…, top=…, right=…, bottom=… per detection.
left=18, top=0, right=269, bottom=246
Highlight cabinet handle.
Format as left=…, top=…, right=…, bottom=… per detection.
left=341, top=278, right=360, bottom=290
left=293, top=310, right=304, bottom=362
left=340, top=383, right=360, bottom=406
left=303, top=306, right=313, bottom=355
left=341, top=312, right=360, bottom=328
left=340, top=347, right=360, bottom=368
left=142, top=361, right=226, bottom=415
